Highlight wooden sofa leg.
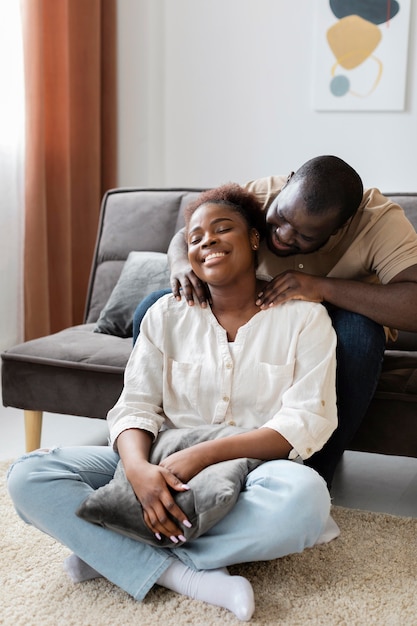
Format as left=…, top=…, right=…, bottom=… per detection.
left=24, top=410, right=43, bottom=452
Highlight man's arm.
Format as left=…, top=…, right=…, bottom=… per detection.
left=256, top=264, right=417, bottom=332
left=167, top=228, right=210, bottom=306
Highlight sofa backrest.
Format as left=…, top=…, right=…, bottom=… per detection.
left=382, top=194, right=417, bottom=351
left=84, top=188, right=205, bottom=323
left=386, top=193, right=417, bottom=230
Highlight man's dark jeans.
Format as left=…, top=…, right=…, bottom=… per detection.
left=305, top=307, right=385, bottom=488
left=132, top=291, right=386, bottom=490
left=132, top=288, right=171, bottom=345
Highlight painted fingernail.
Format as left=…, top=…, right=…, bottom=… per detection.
left=183, top=520, right=192, bottom=528
left=170, top=535, right=179, bottom=544
left=181, top=483, right=191, bottom=490
left=155, top=532, right=162, bottom=541
left=178, top=535, right=187, bottom=542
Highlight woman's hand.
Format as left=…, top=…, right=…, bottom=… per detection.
left=159, top=445, right=211, bottom=483
left=126, top=461, right=192, bottom=543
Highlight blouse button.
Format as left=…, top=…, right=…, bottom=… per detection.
left=226, top=362, right=233, bottom=369
left=228, top=420, right=236, bottom=426
left=306, top=447, right=312, bottom=455
left=223, top=396, right=230, bottom=403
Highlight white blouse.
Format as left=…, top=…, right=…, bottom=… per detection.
left=107, top=295, right=337, bottom=460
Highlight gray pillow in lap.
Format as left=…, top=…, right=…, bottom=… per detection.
left=76, top=424, right=263, bottom=547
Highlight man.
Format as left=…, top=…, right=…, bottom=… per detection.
left=133, top=155, right=417, bottom=488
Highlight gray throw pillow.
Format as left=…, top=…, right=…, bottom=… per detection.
left=94, top=251, right=170, bottom=338
left=76, top=425, right=263, bottom=547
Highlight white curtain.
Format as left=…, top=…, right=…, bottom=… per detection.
left=0, top=2, right=25, bottom=351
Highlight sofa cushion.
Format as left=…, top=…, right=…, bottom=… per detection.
left=1, top=324, right=131, bottom=369
left=94, top=251, right=171, bottom=338
left=76, top=424, right=262, bottom=547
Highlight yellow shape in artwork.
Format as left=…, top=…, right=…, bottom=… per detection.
left=326, top=15, right=381, bottom=70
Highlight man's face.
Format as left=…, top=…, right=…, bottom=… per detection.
left=265, top=180, right=341, bottom=257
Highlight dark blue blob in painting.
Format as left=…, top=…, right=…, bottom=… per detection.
left=329, top=0, right=400, bottom=25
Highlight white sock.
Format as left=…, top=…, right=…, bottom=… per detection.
left=315, top=514, right=341, bottom=544
left=157, top=560, right=254, bottom=621
left=63, top=554, right=103, bottom=583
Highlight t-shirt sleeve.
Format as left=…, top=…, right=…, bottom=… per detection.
left=244, top=175, right=287, bottom=211
left=361, top=200, right=417, bottom=284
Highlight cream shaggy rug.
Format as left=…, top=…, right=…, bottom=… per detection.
left=1, top=459, right=416, bottom=626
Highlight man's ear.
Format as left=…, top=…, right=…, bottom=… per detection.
left=282, top=171, right=295, bottom=189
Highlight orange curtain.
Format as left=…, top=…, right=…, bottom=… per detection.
left=21, top=0, right=117, bottom=340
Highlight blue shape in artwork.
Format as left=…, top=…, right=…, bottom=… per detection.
left=329, top=0, right=400, bottom=25
left=330, top=75, right=350, bottom=97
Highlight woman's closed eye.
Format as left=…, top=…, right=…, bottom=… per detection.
left=189, top=236, right=202, bottom=245
left=189, top=226, right=232, bottom=245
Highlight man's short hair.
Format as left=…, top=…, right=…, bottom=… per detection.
left=292, top=155, right=364, bottom=226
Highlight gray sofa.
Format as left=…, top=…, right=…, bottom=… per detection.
left=2, top=188, right=417, bottom=459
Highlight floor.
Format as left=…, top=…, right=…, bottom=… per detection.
left=1, top=399, right=416, bottom=518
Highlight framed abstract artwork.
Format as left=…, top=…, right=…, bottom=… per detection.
left=312, top=0, right=411, bottom=111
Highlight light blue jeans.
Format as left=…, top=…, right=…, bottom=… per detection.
left=7, top=446, right=330, bottom=601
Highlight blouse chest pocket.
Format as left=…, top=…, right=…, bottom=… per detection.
left=165, top=359, right=202, bottom=411
left=255, top=361, right=295, bottom=415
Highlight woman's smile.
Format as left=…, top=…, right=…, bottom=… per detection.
left=203, top=251, right=228, bottom=265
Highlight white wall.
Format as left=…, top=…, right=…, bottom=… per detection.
left=117, top=0, right=417, bottom=192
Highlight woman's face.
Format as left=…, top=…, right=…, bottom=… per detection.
left=187, top=202, right=258, bottom=286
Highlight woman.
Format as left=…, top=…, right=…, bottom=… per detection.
left=8, top=184, right=338, bottom=621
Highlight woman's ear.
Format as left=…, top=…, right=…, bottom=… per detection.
left=250, top=229, right=260, bottom=251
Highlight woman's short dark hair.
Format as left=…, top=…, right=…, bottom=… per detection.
left=183, top=183, right=267, bottom=240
